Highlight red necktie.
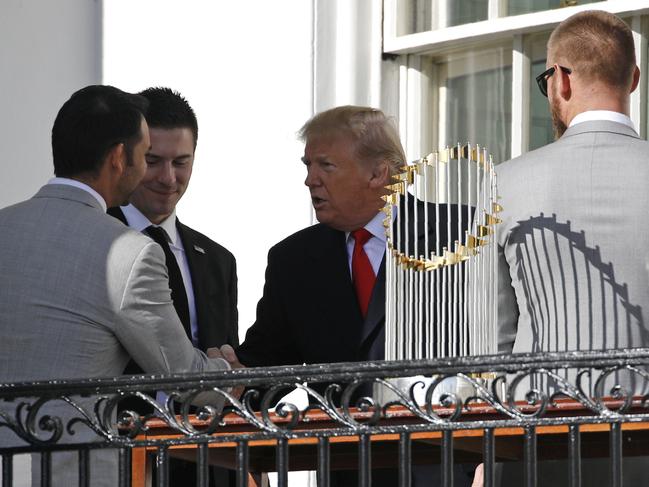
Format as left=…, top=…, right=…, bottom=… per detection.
left=351, top=228, right=376, bottom=318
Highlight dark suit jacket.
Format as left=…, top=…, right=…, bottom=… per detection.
left=236, top=200, right=469, bottom=487
left=109, top=207, right=238, bottom=486
left=108, top=207, right=238, bottom=351
left=237, top=199, right=466, bottom=368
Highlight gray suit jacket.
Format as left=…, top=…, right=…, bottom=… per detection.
left=497, top=120, right=649, bottom=361
left=497, top=126, right=649, bottom=482
left=0, top=184, right=227, bottom=380
left=0, top=184, right=228, bottom=486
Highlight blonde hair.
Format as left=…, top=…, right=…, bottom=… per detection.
left=298, top=105, right=406, bottom=175
left=548, top=10, right=636, bottom=89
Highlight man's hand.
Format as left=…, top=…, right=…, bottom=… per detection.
left=207, top=344, right=244, bottom=369
left=471, top=463, right=484, bottom=487
left=207, top=345, right=245, bottom=399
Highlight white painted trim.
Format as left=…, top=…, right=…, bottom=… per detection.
left=630, top=15, right=648, bottom=135
left=384, top=0, right=649, bottom=54
left=383, top=0, right=398, bottom=40
left=437, top=62, right=448, bottom=152
left=369, top=1, right=384, bottom=109
left=403, top=55, right=435, bottom=161
left=398, top=58, right=410, bottom=153
left=511, top=35, right=530, bottom=158
left=488, top=0, right=505, bottom=20
left=437, top=0, right=449, bottom=30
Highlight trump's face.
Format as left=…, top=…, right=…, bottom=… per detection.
left=303, top=134, right=387, bottom=232
left=129, top=127, right=195, bottom=224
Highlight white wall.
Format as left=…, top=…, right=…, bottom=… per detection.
left=102, top=0, right=314, bottom=338
left=0, top=0, right=102, bottom=209
left=0, top=1, right=102, bottom=482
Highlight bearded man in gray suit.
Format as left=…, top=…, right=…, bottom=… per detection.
left=496, top=11, right=649, bottom=486
left=0, top=85, right=230, bottom=486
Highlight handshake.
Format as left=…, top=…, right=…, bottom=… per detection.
left=207, top=344, right=244, bottom=370
left=207, top=345, right=245, bottom=399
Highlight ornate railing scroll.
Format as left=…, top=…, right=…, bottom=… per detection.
left=1, top=349, right=649, bottom=454
left=0, top=349, right=649, bottom=487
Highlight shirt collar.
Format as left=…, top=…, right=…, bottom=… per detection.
left=47, top=177, right=107, bottom=212
left=345, top=208, right=391, bottom=243
left=120, top=204, right=179, bottom=247
left=569, top=110, right=635, bottom=130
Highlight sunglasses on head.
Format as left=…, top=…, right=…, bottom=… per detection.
left=535, top=65, right=572, bottom=97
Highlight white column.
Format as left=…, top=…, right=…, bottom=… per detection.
left=630, top=15, right=647, bottom=136
left=488, top=0, right=506, bottom=19
left=313, top=0, right=384, bottom=111
left=511, top=34, right=530, bottom=158
left=0, top=0, right=102, bottom=210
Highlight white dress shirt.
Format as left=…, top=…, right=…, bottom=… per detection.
left=569, top=110, right=636, bottom=131
left=120, top=204, right=200, bottom=346
left=47, top=177, right=107, bottom=212
left=345, top=209, right=390, bottom=277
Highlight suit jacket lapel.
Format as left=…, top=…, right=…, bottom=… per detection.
left=176, top=220, right=220, bottom=349
left=359, top=254, right=386, bottom=353
left=307, top=227, right=365, bottom=346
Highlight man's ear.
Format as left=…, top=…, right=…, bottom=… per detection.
left=630, top=65, right=641, bottom=93
left=369, top=161, right=390, bottom=189
left=106, top=143, right=126, bottom=176
left=557, top=64, right=572, bottom=100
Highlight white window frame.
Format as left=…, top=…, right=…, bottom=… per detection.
left=383, top=0, right=649, bottom=161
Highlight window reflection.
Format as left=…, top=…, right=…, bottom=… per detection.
left=438, top=46, right=512, bottom=164
left=528, top=33, right=554, bottom=150
left=397, top=0, right=488, bottom=35
left=447, top=0, right=488, bottom=27
left=507, top=0, right=599, bottom=17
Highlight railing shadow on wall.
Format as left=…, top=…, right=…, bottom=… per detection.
left=1, top=348, right=649, bottom=487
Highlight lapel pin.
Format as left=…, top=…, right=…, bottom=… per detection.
left=194, top=245, right=205, bottom=254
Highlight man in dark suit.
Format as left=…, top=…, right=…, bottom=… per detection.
left=108, top=87, right=237, bottom=486
left=221, top=105, right=476, bottom=486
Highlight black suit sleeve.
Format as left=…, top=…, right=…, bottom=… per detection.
left=227, top=254, right=239, bottom=347
left=236, top=246, right=302, bottom=368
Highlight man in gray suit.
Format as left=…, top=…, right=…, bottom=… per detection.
left=496, top=11, right=648, bottom=486
left=0, top=85, right=229, bottom=486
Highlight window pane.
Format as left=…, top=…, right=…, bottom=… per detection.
left=397, top=0, right=432, bottom=35
left=528, top=33, right=554, bottom=151
left=439, top=46, right=512, bottom=164
left=507, top=0, right=599, bottom=17
left=397, top=0, right=488, bottom=35
left=447, top=0, right=488, bottom=27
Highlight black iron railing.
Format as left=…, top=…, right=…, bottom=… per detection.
left=1, top=349, right=649, bottom=487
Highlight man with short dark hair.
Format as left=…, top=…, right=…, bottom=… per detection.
left=108, top=87, right=238, bottom=486
left=109, top=87, right=238, bottom=358
left=496, top=11, right=649, bottom=485
left=0, top=85, right=230, bottom=486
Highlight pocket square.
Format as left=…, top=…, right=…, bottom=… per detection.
left=193, top=245, right=205, bottom=254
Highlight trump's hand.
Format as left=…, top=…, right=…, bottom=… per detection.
left=471, top=463, right=484, bottom=487
left=207, top=344, right=244, bottom=370
left=207, top=345, right=245, bottom=399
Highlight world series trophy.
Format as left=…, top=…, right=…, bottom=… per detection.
left=379, top=143, right=502, bottom=403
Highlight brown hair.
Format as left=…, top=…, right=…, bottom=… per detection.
left=298, top=105, right=406, bottom=176
left=548, top=10, right=636, bottom=89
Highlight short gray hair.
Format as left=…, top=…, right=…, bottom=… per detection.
left=298, top=105, right=406, bottom=175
